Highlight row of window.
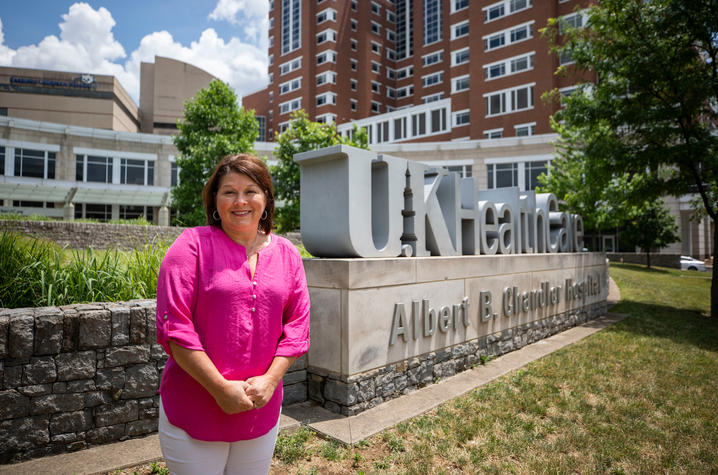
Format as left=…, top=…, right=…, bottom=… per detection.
left=487, top=160, right=548, bottom=191
left=0, top=145, right=179, bottom=187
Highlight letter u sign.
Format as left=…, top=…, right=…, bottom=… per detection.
left=294, top=145, right=405, bottom=257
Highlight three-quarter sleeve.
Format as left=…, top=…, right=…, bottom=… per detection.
left=156, top=229, right=205, bottom=354
left=275, top=251, right=311, bottom=357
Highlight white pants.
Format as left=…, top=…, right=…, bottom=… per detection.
left=158, top=400, right=279, bottom=475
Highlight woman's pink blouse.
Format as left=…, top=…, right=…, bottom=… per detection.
left=156, top=226, right=310, bottom=441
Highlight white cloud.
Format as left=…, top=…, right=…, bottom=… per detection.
left=0, top=2, right=268, bottom=105
left=208, top=0, right=269, bottom=50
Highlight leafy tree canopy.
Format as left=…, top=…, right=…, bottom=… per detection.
left=622, top=199, right=680, bottom=269
left=540, top=0, right=718, bottom=314
left=271, top=110, right=369, bottom=232
left=172, top=80, right=258, bottom=226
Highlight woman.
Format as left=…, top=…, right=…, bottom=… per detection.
left=155, top=154, right=310, bottom=474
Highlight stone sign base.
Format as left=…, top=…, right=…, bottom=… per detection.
left=303, top=253, right=608, bottom=416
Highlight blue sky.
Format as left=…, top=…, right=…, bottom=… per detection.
left=0, top=1, right=270, bottom=104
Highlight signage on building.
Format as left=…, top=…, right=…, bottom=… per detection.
left=294, top=145, right=584, bottom=258
left=9, top=74, right=97, bottom=90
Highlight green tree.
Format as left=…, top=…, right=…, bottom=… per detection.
left=172, top=80, right=258, bottom=226
left=542, top=0, right=718, bottom=314
left=271, top=110, right=369, bottom=232
left=622, top=199, right=680, bottom=269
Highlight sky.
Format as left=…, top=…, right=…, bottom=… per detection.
left=0, top=0, right=270, bottom=105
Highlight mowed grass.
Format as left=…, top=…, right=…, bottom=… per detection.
left=264, top=263, right=716, bottom=474
left=106, top=263, right=716, bottom=475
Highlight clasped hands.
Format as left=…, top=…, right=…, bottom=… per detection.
left=214, top=374, right=278, bottom=414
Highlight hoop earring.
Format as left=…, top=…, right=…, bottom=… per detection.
left=261, top=209, right=268, bottom=220
left=212, top=210, right=220, bottom=221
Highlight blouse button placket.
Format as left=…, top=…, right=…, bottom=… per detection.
left=251, top=281, right=258, bottom=312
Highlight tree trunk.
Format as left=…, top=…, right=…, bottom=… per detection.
left=712, top=225, right=717, bottom=317
left=646, top=249, right=651, bottom=269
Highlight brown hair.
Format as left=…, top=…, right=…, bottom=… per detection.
left=202, top=154, right=274, bottom=234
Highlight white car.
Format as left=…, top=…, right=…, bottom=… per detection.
left=680, top=256, right=707, bottom=272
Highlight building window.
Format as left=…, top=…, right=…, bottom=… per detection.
left=397, top=85, right=414, bottom=98
left=0, top=108, right=7, bottom=117
left=386, top=87, right=396, bottom=98
left=316, top=8, right=337, bottom=24
left=79, top=203, right=113, bottom=221
left=423, top=92, right=444, bottom=103
left=316, top=50, right=337, bottom=65
left=351, top=38, right=358, bottom=51
left=351, top=19, right=358, bottom=31
left=279, top=98, right=301, bottom=114
left=316, top=71, right=337, bottom=86
left=371, top=41, right=381, bottom=54
left=422, top=50, right=443, bottom=67
left=281, top=0, right=301, bottom=55
left=279, top=57, right=302, bottom=75
left=316, top=92, right=337, bottom=107
left=371, top=61, right=381, bottom=73
left=397, top=66, right=414, bottom=80
left=485, top=52, right=535, bottom=80
left=452, top=75, right=470, bottom=93
left=351, top=59, right=358, bottom=71
left=452, top=0, right=469, bottom=13
left=560, top=12, right=585, bottom=34
left=386, top=67, right=396, bottom=80
left=316, top=29, right=337, bottom=44
left=423, top=0, right=442, bottom=45
left=14, top=148, right=56, bottom=179
left=76, top=155, right=112, bottom=183
left=452, top=47, right=469, bottom=66
left=376, top=121, right=390, bottom=143
left=396, top=0, right=414, bottom=59
left=171, top=161, right=180, bottom=186
left=0, top=146, right=5, bottom=175
left=483, top=21, right=534, bottom=51
left=525, top=160, right=548, bottom=190
left=484, top=84, right=534, bottom=116
left=371, top=81, right=381, bottom=94
left=351, top=78, right=357, bottom=91
left=484, top=0, right=532, bottom=23
left=351, top=0, right=357, bottom=11
left=120, top=158, right=154, bottom=185
left=451, top=21, right=469, bottom=40
left=484, top=129, right=503, bottom=139
left=394, top=117, right=407, bottom=140
left=487, top=163, right=517, bottom=188
left=371, top=21, right=381, bottom=35
left=422, top=71, right=443, bottom=87
left=453, top=110, right=470, bottom=127
left=316, top=113, right=337, bottom=124
left=371, top=101, right=381, bottom=114
left=268, top=73, right=273, bottom=84
left=279, top=77, right=301, bottom=95
left=412, top=112, right=427, bottom=136
left=256, top=116, right=266, bottom=142
left=371, top=1, right=381, bottom=15
left=387, top=11, right=396, bottom=23
left=351, top=99, right=357, bottom=111
left=430, top=108, right=447, bottom=133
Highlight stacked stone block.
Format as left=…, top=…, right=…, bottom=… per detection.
left=308, top=301, right=607, bottom=416
left=0, top=220, right=185, bottom=250
left=0, top=301, right=307, bottom=464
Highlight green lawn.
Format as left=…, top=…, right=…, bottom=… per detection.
left=111, top=263, right=716, bottom=475
left=266, top=263, right=716, bottom=474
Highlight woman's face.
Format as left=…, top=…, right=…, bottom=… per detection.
left=215, top=171, right=267, bottom=240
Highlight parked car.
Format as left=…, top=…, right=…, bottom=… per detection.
left=680, top=256, right=707, bottom=272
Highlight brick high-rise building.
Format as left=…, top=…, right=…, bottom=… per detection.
left=242, top=0, right=588, bottom=145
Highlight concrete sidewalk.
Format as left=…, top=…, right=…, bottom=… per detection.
left=2, top=278, right=623, bottom=475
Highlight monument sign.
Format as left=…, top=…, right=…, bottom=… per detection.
left=294, top=145, right=607, bottom=416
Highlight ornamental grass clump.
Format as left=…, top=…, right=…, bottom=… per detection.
left=0, top=231, right=169, bottom=308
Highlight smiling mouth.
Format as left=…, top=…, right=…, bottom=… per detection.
left=232, top=210, right=251, bottom=216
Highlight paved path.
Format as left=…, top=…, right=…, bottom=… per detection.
left=1, top=278, right=623, bottom=475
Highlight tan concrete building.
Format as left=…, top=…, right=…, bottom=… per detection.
left=140, top=56, right=218, bottom=134
left=0, top=66, right=139, bottom=132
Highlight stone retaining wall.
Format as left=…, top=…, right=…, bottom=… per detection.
left=0, top=300, right=307, bottom=464
left=0, top=220, right=185, bottom=250
left=308, top=301, right=606, bottom=416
